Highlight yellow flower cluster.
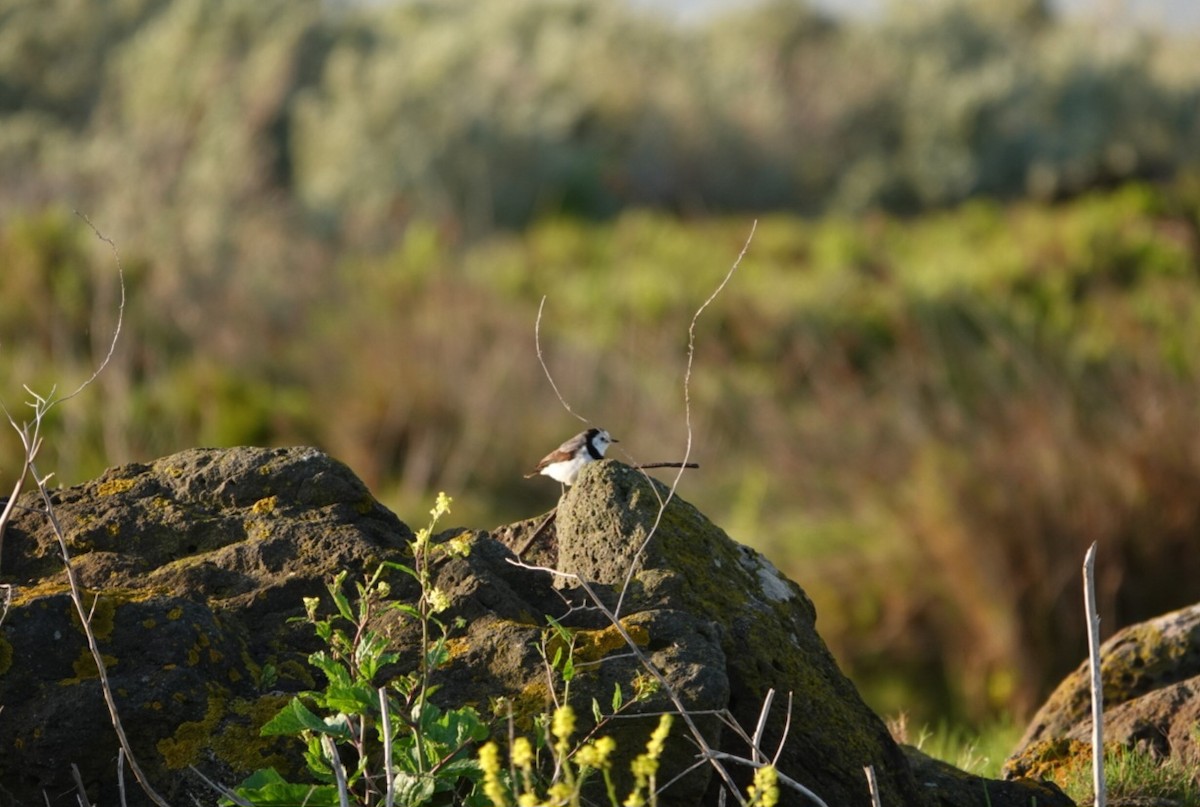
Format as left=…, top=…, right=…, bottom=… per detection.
left=747, top=765, right=780, bottom=807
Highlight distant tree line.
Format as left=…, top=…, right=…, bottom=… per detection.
left=1, top=0, right=1197, bottom=254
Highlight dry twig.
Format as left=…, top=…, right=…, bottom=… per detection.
left=1083, top=542, right=1106, bottom=807
left=520, top=222, right=830, bottom=806
left=0, top=218, right=168, bottom=806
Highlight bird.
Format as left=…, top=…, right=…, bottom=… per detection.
left=525, top=427, right=617, bottom=487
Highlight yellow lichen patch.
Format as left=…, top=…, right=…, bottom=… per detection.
left=157, top=686, right=293, bottom=774
left=276, top=658, right=315, bottom=688
left=166, top=606, right=184, bottom=620
left=96, top=478, right=136, bottom=496
left=577, top=621, right=649, bottom=663
left=106, top=522, right=120, bottom=537
left=142, top=618, right=157, bottom=629
left=9, top=580, right=71, bottom=606
left=157, top=689, right=227, bottom=769
left=250, top=495, right=278, bottom=515
left=444, top=636, right=471, bottom=660
left=506, top=680, right=554, bottom=731
left=72, top=592, right=117, bottom=640
left=546, top=620, right=650, bottom=666
left=0, top=636, right=13, bottom=675
left=62, top=649, right=119, bottom=684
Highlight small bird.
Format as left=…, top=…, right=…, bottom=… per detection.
left=525, top=427, right=617, bottom=487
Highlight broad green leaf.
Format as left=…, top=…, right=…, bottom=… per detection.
left=383, top=561, right=420, bottom=580
left=229, top=781, right=341, bottom=807
left=612, top=683, right=624, bottom=713
left=260, top=697, right=328, bottom=736
left=390, top=603, right=423, bottom=620
left=393, top=771, right=436, bottom=807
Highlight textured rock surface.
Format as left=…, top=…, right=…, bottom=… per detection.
left=1006, top=602, right=1200, bottom=782
left=0, top=447, right=411, bottom=806
left=0, top=447, right=1070, bottom=807
left=554, top=459, right=1071, bottom=807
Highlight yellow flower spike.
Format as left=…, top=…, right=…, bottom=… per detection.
left=575, top=734, right=617, bottom=770
left=478, top=742, right=508, bottom=807
left=551, top=705, right=576, bottom=743
left=511, top=736, right=534, bottom=769
left=548, top=781, right=573, bottom=802
left=748, top=764, right=780, bottom=807
left=646, top=713, right=672, bottom=758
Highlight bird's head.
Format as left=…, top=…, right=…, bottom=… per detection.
left=589, top=428, right=617, bottom=456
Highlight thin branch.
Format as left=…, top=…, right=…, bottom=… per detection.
left=188, top=766, right=256, bottom=807
left=117, top=749, right=128, bottom=807
left=322, top=735, right=352, bottom=807
left=705, top=750, right=830, bottom=807
left=1, top=218, right=166, bottom=806
left=0, top=472, right=27, bottom=574
left=30, top=451, right=170, bottom=807
left=512, top=508, right=557, bottom=557
left=574, top=577, right=749, bottom=807
left=772, top=692, right=794, bottom=766
left=864, top=765, right=882, bottom=807
left=534, top=295, right=587, bottom=425
left=0, top=583, right=12, bottom=629
left=614, top=220, right=756, bottom=619
left=71, top=764, right=93, bottom=807
left=523, top=225, right=788, bottom=807
left=380, top=687, right=396, bottom=807
left=56, top=211, right=126, bottom=408
left=1083, top=542, right=1106, bottom=807
left=751, top=688, right=775, bottom=764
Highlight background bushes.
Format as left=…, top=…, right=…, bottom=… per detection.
left=3, top=0, right=1200, bottom=727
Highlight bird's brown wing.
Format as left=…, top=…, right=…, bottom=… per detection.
left=524, top=446, right=576, bottom=477
left=524, top=431, right=589, bottom=477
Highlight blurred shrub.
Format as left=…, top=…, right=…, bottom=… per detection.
left=2, top=0, right=1199, bottom=247
left=5, top=0, right=1200, bottom=727
left=7, top=180, right=1200, bottom=726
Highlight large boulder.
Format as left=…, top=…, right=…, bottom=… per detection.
left=0, top=447, right=411, bottom=806
left=1006, top=602, right=1200, bottom=783
left=0, top=447, right=1070, bottom=807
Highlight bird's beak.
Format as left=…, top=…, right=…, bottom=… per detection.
left=611, top=438, right=620, bottom=443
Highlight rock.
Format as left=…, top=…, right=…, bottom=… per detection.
left=1006, top=602, right=1200, bottom=782
left=904, top=746, right=1072, bottom=807
left=0, top=448, right=1070, bottom=807
left=0, top=447, right=409, bottom=806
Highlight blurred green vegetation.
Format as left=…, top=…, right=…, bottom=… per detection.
left=5, top=179, right=1200, bottom=730
left=4, top=0, right=1200, bottom=731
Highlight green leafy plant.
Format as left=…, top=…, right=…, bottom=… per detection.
left=232, top=493, right=489, bottom=807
